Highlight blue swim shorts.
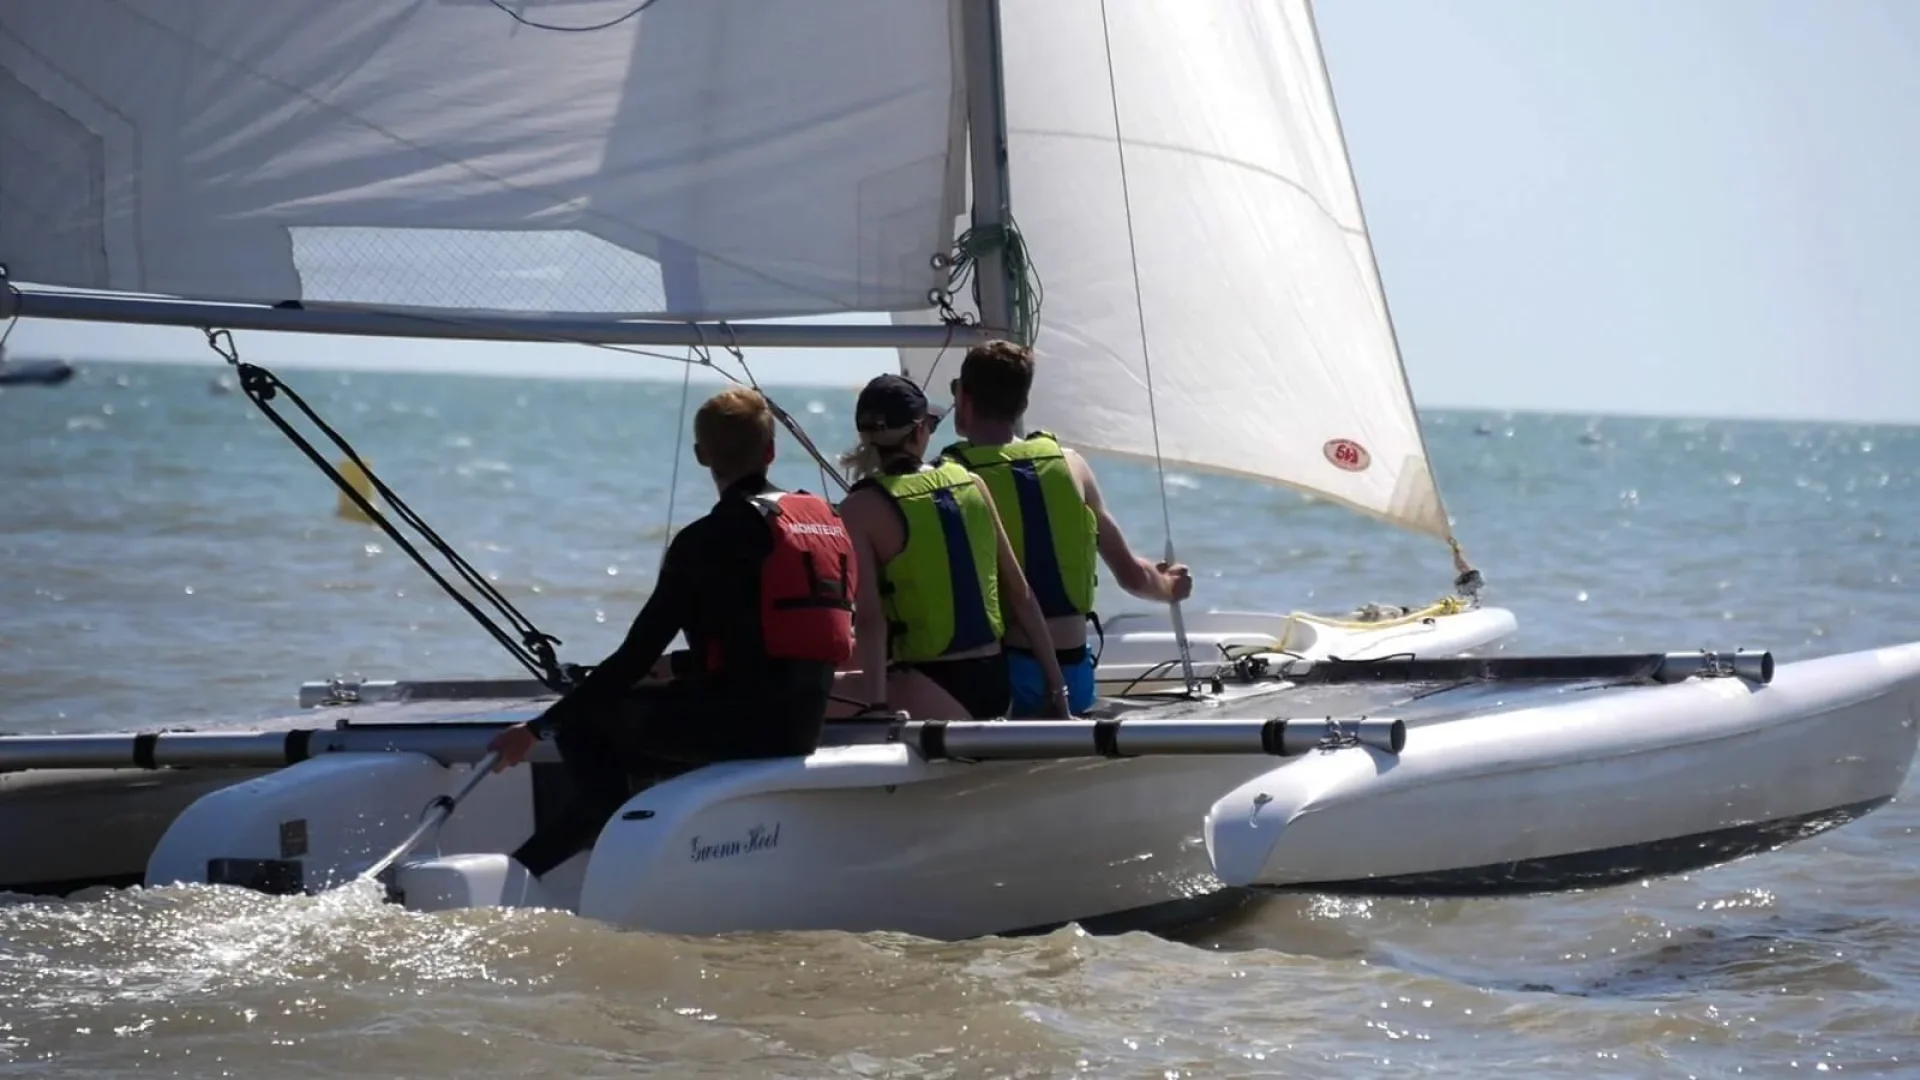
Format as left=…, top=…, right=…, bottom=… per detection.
left=1007, top=645, right=1097, bottom=717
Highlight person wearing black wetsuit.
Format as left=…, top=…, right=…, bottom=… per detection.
left=487, top=386, right=857, bottom=879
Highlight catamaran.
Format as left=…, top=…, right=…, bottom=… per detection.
left=1, top=0, right=1915, bottom=941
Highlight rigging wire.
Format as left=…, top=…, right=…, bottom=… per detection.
left=202, top=330, right=571, bottom=691
left=190, top=306, right=858, bottom=686
left=196, top=312, right=851, bottom=692
left=659, top=344, right=697, bottom=560
left=483, top=0, right=660, bottom=34
left=314, top=303, right=855, bottom=495
left=900, top=322, right=961, bottom=421
left=718, top=324, right=852, bottom=496
left=1094, top=0, right=1198, bottom=694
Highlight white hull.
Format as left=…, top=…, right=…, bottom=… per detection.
left=155, top=715, right=1297, bottom=939
left=136, top=606, right=1517, bottom=938
left=0, top=603, right=1510, bottom=901
left=132, top=608, right=1920, bottom=940
left=0, top=765, right=265, bottom=892
left=1206, top=641, right=1920, bottom=895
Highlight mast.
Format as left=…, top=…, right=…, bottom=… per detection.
left=959, top=0, right=1022, bottom=343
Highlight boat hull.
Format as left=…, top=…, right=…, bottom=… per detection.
left=1205, top=641, right=1920, bottom=895
left=148, top=734, right=1297, bottom=939
left=138, top=637, right=1920, bottom=941
left=0, top=358, right=75, bottom=386
left=6, top=604, right=1514, bottom=899
left=0, top=765, right=274, bottom=894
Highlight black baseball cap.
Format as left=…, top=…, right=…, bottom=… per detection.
left=855, top=374, right=931, bottom=433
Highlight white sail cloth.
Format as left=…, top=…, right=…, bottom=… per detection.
left=900, top=0, right=1453, bottom=543
left=0, top=1, right=965, bottom=320
left=0, top=0, right=1458, bottom=547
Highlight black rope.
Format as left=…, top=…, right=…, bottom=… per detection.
left=711, top=325, right=852, bottom=496
left=206, top=330, right=572, bottom=692
left=483, top=0, right=661, bottom=33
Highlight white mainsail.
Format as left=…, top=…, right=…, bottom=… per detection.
left=901, top=0, right=1455, bottom=545
left=0, top=1, right=964, bottom=321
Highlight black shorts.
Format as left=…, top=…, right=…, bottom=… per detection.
left=891, top=652, right=1011, bottom=719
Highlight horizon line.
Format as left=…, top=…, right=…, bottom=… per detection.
left=14, top=350, right=1914, bottom=432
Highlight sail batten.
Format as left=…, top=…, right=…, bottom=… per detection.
left=0, top=1, right=966, bottom=320
left=903, top=0, right=1457, bottom=548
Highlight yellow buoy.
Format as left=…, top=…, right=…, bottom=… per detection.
left=335, top=457, right=378, bottom=524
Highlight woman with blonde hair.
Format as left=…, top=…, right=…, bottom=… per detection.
left=835, top=374, right=1068, bottom=720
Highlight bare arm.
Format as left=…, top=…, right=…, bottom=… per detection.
left=841, top=490, right=893, bottom=709
left=973, top=476, right=1068, bottom=714
left=1069, top=449, right=1192, bottom=604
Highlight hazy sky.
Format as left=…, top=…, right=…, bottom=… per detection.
left=8, top=0, right=1917, bottom=423
left=1318, top=0, right=1920, bottom=425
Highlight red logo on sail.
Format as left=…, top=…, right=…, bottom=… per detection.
left=1323, top=438, right=1370, bottom=472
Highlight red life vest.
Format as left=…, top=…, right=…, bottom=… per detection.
left=705, top=490, right=857, bottom=673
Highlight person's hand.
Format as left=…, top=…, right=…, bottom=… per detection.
left=1158, top=561, right=1193, bottom=603
left=487, top=723, right=538, bottom=772
left=1042, top=685, right=1071, bottom=719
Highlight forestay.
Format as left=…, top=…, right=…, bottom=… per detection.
left=900, top=0, right=1453, bottom=543
left=0, top=1, right=965, bottom=321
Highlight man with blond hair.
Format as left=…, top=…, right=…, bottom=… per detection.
left=489, top=386, right=858, bottom=878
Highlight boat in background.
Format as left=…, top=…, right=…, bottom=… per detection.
left=0, top=0, right=1915, bottom=939
left=0, top=342, right=74, bottom=386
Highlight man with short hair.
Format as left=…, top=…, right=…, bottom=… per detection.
left=941, top=341, right=1193, bottom=716
left=488, top=386, right=857, bottom=878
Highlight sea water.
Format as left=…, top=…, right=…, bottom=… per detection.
left=3, top=361, right=1917, bottom=1077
